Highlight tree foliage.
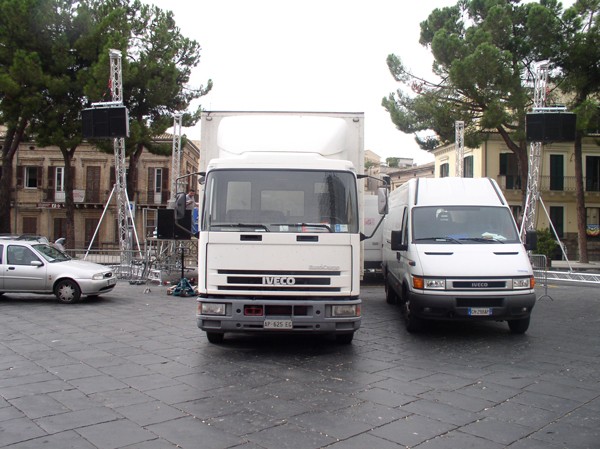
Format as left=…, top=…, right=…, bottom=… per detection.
left=382, top=0, right=565, bottom=193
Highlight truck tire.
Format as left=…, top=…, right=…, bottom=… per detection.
left=508, top=317, right=530, bottom=334
left=335, top=333, right=354, bottom=344
left=206, top=332, right=224, bottom=344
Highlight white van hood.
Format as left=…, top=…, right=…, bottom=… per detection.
left=414, top=244, right=532, bottom=277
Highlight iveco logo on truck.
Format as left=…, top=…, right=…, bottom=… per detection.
left=262, top=276, right=296, bottom=285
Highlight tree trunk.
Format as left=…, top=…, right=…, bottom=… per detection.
left=0, top=120, right=27, bottom=233
left=573, top=134, right=588, bottom=263
left=61, top=147, right=77, bottom=250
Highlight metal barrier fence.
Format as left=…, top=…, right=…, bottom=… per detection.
left=66, top=239, right=198, bottom=283
left=529, top=254, right=552, bottom=300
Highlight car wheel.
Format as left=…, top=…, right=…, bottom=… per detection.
left=508, top=317, right=530, bottom=334
left=206, top=332, right=224, bottom=344
left=335, top=333, right=354, bottom=344
left=55, top=280, right=82, bottom=304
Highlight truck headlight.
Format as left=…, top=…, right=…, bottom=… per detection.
left=513, top=277, right=534, bottom=289
left=413, top=276, right=445, bottom=290
left=332, top=305, right=360, bottom=317
left=198, top=302, right=226, bottom=316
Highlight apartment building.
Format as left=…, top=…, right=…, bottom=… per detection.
left=2, top=133, right=200, bottom=249
left=431, top=132, right=600, bottom=260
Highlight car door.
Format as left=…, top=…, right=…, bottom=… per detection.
left=0, top=244, right=4, bottom=291
left=4, top=244, right=48, bottom=293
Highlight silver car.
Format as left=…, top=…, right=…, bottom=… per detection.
left=0, top=240, right=116, bottom=303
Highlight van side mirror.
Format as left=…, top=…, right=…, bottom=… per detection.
left=525, top=230, right=537, bottom=251
left=377, top=187, right=388, bottom=215
left=391, top=230, right=407, bottom=251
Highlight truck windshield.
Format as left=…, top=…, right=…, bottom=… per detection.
left=412, top=206, right=520, bottom=244
left=202, top=169, right=358, bottom=233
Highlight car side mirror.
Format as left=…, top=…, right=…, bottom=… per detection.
left=30, top=260, right=43, bottom=267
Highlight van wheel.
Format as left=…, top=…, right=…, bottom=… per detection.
left=403, top=301, right=424, bottom=333
left=206, top=332, right=224, bottom=344
left=508, top=317, right=530, bottom=334
left=385, top=282, right=397, bottom=304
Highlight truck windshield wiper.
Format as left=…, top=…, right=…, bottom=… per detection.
left=212, top=223, right=270, bottom=231
left=459, top=237, right=505, bottom=244
left=270, top=223, right=333, bottom=232
left=414, top=236, right=462, bottom=244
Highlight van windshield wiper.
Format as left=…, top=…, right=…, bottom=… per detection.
left=459, top=237, right=505, bottom=244
left=212, top=223, right=270, bottom=231
left=414, top=236, right=462, bottom=244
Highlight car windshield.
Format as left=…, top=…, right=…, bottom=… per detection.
left=32, top=244, right=71, bottom=262
left=412, top=206, right=520, bottom=244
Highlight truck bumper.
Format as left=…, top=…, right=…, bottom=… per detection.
left=197, top=297, right=361, bottom=334
left=406, top=291, right=536, bottom=321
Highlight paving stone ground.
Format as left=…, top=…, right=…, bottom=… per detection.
left=0, top=280, right=599, bottom=448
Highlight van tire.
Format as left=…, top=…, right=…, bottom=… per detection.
left=508, top=317, right=530, bottom=334
left=403, top=300, right=424, bottom=333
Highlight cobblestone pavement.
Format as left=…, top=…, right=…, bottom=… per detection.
left=1, top=281, right=599, bottom=448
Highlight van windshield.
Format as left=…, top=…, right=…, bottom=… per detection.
left=202, top=169, right=359, bottom=233
left=412, top=206, right=520, bottom=244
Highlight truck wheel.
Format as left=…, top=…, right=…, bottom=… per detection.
left=335, top=333, right=354, bottom=344
left=206, top=332, right=224, bottom=344
left=508, top=317, right=530, bottom=334
left=385, top=282, right=397, bottom=304
left=55, top=279, right=81, bottom=304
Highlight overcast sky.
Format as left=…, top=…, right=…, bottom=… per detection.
left=142, top=0, right=460, bottom=164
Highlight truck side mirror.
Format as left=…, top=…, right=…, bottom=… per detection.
left=391, top=230, right=407, bottom=251
left=175, top=192, right=186, bottom=220
left=525, top=230, right=537, bottom=251
left=377, top=187, right=388, bottom=215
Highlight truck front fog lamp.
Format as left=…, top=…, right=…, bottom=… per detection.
left=199, top=302, right=226, bottom=316
left=332, top=305, right=358, bottom=317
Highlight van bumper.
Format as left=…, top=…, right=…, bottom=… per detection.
left=406, top=291, right=536, bottom=321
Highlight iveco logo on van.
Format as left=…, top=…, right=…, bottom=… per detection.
left=262, top=276, right=296, bottom=285
left=471, top=282, right=489, bottom=288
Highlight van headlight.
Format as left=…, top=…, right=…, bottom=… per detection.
left=513, top=277, right=534, bottom=289
left=413, top=276, right=446, bottom=290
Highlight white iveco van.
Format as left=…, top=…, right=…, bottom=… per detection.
left=382, top=177, right=537, bottom=334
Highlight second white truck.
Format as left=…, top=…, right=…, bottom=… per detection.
left=382, top=177, right=537, bottom=334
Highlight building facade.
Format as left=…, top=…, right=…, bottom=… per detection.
left=2, top=134, right=200, bottom=249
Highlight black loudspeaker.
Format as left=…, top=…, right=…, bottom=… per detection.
left=526, top=113, right=576, bottom=143
left=82, top=106, right=129, bottom=139
left=157, top=209, right=192, bottom=240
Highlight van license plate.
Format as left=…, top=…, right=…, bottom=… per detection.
left=469, top=308, right=491, bottom=316
left=264, top=319, right=293, bottom=329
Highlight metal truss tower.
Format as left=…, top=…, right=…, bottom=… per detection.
left=455, top=121, right=465, bottom=177
left=109, top=50, right=133, bottom=265
left=170, top=114, right=184, bottom=204
left=521, top=64, right=548, bottom=238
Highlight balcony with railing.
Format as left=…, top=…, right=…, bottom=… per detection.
left=497, top=175, right=600, bottom=193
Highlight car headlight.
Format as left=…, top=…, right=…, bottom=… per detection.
left=198, top=302, right=226, bottom=316
left=413, top=276, right=446, bottom=290
left=92, top=273, right=105, bottom=280
left=513, top=277, right=534, bottom=289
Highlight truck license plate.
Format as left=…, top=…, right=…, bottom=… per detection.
left=469, top=307, right=492, bottom=316
left=264, top=319, right=293, bottom=329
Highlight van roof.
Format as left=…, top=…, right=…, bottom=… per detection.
left=414, top=177, right=505, bottom=206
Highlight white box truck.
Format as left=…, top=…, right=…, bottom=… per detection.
left=195, top=111, right=368, bottom=343
left=382, top=177, right=537, bottom=334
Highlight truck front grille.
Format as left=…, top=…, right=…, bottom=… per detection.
left=216, top=269, right=342, bottom=292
